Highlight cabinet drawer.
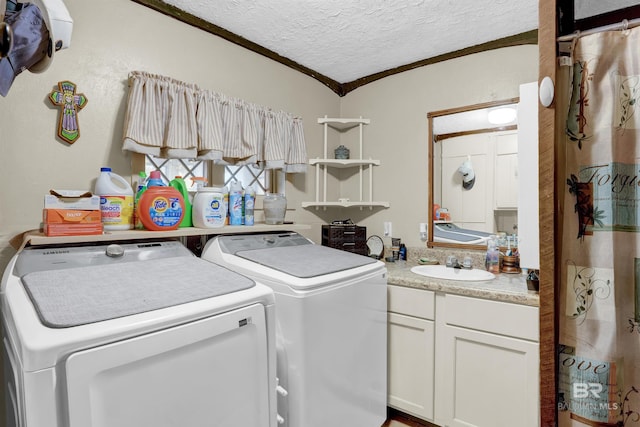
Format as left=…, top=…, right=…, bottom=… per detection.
left=332, top=241, right=367, bottom=255
left=443, top=294, right=538, bottom=341
left=321, top=225, right=367, bottom=255
left=388, top=285, right=434, bottom=320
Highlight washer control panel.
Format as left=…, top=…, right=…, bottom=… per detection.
left=14, top=240, right=191, bottom=276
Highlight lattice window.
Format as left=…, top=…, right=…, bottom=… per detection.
left=144, top=156, right=207, bottom=192
left=224, top=165, right=270, bottom=194
left=144, top=156, right=273, bottom=195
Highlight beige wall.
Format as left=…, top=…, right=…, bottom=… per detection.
left=340, top=45, right=539, bottom=247
left=0, top=1, right=537, bottom=421
left=0, top=0, right=340, bottom=270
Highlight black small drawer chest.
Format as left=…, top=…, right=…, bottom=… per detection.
left=321, top=224, right=367, bottom=255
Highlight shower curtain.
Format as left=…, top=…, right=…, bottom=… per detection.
left=559, top=26, right=640, bottom=427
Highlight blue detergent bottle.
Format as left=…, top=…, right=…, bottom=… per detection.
left=147, top=170, right=166, bottom=187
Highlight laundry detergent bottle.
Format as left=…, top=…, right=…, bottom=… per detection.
left=137, top=171, right=185, bottom=231
left=95, top=167, right=134, bottom=230
left=133, top=171, right=148, bottom=230
left=146, top=170, right=166, bottom=187
left=170, top=176, right=193, bottom=227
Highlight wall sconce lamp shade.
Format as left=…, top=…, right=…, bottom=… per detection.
left=457, top=157, right=475, bottom=190
left=487, top=106, right=517, bottom=125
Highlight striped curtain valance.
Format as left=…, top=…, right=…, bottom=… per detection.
left=122, top=71, right=307, bottom=173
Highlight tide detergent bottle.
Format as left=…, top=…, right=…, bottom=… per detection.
left=136, top=171, right=185, bottom=231
left=95, top=167, right=134, bottom=230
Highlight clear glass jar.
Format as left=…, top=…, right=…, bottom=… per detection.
left=263, top=193, right=287, bottom=224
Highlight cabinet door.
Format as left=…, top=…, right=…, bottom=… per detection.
left=439, top=325, right=539, bottom=427
left=494, top=132, right=518, bottom=209
left=388, top=312, right=435, bottom=421
left=494, top=152, right=518, bottom=208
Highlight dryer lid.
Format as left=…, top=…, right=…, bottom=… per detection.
left=21, top=257, right=255, bottom=328
left=235, top=244, right=377, bottom=278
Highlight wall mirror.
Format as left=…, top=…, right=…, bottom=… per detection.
left=427, top=98, right=520, bottom=251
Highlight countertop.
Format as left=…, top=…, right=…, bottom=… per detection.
left=385, top=261, right=540, bottom=307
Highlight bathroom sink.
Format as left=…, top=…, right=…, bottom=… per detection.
left=410, top=265, right=495, bottom=281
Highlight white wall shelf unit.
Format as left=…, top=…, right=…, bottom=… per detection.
left=308, top=159, right=381, bottom=168
left=303, top=116, right=389, bottom=210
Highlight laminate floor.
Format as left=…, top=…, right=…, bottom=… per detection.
left=383, top=410, right=435, bottom=427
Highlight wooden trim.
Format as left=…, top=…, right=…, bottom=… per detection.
left=130, top=0, right=341, bottom=94
left=427, top=98, right=520, bottom=119
left=428, top=114, right=434, bottom=250
left=131, top=0, right=537, bottom=97
left=538, top=1, right=558, bottom=426
left=434, top=125, right=517, bottom=142
left=426, top=98, right=519, bottom=251
left=339, top=31, right=538, bottom=96
left=569, top=413, right=618, bottom=427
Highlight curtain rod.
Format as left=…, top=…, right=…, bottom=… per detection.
left=557, top=17, right=640, bottom=42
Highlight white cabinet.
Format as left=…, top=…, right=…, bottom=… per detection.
left=387, top=285, right=435, bottom=422
left=302, top=117, right=389, bottom=209
left=386, top=287, right=540, bottom=427
left=494, top=132, right=519, bottom=209
left=434, top=293, right=539, bottom=427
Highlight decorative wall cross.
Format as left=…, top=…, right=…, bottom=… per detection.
left=49, top=81, right=88, bottom=144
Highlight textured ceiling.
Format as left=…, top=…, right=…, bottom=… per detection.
left=161, top=0, right=539, bottom=84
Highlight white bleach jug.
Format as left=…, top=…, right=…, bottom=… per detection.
left=95, top=167, right=134, bottom=230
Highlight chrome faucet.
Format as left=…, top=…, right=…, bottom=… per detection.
left=446, top=255, right=473, bottom=269
left=446, top=256, right=462, bottom=269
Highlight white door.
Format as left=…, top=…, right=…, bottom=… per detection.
left=440, top=325, right=539, bottom=427
left=387, top=312, right=435, bottom=421
left=494, top=132, right=519, bottom=209
left=441, top=134, right=493, bottom=231
left=65, top=303, right=272, bottom=427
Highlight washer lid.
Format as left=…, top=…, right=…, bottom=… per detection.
left=216, top=232, right=312, bottom=254
left=21, top=257, right=255, bottom=328
left=235, top=244, right=377, bottom=278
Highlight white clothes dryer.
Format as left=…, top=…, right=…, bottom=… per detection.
left=201, top=232, right=387, bottom=427
left=1, top=240, right=277, bottom=427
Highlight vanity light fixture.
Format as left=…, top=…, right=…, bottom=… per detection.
left=487, top=106, right=517, bottom=125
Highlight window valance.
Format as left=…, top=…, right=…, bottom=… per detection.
left=122, top=71, right=307, bottom=173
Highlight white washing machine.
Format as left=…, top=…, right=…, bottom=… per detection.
left=201, top=232, right=387, bottom=427
left=1, top=240, right=277, bottom=427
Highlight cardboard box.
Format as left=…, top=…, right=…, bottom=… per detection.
left=43, top=223, right=103, bottom=237
left=44, top=190, right=100, bottom=211
left=43, top=209, right=102, bottom=224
